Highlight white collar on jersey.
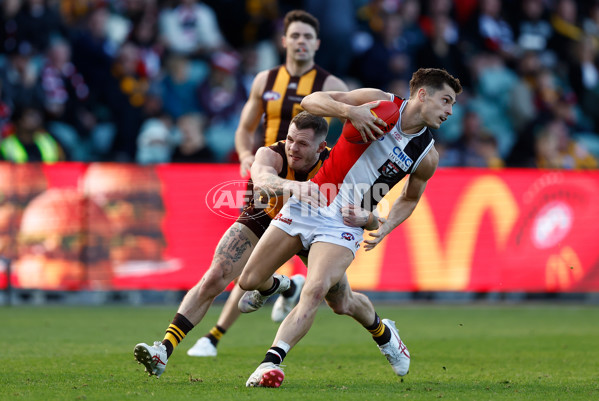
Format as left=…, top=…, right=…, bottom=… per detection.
left=389, top=94, right=427, bottom=138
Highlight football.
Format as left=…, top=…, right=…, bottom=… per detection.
left=341, top=100, right=400, bottom=144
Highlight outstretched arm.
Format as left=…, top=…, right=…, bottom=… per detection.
left=251, top=147, right=327, bottom=208
left=235, top=71, right=268, bottom=178
left=364, top=147, right=439, bottom=251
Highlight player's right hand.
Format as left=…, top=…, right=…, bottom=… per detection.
left=348, top=102, right=386, bottom=142
left=240, top=154, right=255, bottom=178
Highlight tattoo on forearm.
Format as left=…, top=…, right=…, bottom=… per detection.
left=215, top=227, right=252, bottom=263
left=257, top=175, right=287, bottom=197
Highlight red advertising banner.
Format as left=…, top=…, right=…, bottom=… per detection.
left=1, top=163, right=598, bottom=292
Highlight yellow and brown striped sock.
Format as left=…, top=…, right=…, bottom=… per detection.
left=162, top=313, right=194, bottom=357
left=366, top=313, right=391, bottom=346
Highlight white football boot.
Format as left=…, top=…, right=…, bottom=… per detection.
left=186, top=337, right=217, bottom=357
left=271, top=274, right=305, bottom=322
left=378, top=319, right=410, bottom=376
left=134, top=341, right=168, bottom=378
left=246, top=362, right=285, bottom=388
left=238, top=274, right=290, bottom=313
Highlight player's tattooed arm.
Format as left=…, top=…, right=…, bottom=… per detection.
left=250, top=147, right=326, bottom=208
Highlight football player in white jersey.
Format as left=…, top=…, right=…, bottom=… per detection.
left=238, top=68, right=462, bottom=388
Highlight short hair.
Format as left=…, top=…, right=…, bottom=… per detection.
left=290, top=111, right=328, bottom=140
left=283, top=10, right=320, bottom=37
left=409, top=68, right=462, bottom=97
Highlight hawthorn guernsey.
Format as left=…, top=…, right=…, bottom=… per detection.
left=312, top=95, right=435, bottom=211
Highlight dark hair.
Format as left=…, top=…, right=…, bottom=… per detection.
left=291, top=111, right=328, bottom=139
left=283, top=10, right=320, bottom=37
left=409, top=68, right=462, bottom=97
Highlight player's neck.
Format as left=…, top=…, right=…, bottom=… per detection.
left=400, top=101, right=425, bottom=134
left=285, top=59, right=314, bottom=77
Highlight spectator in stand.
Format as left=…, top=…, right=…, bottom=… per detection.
left=136, top=116, right=176, bottom=165
left=1, top=105, right=66, bottom=162
left=41, top=38, right=96, bottom=160
left=14, top=0, right=66, bottom=53
left=510, top=0, right=554, bottom=63
left=304, top=0, right=357, bottom=79
left=508, top=50, right=541, bottom=134
left=535, top=118, right=597, bottom=169
left=196, top=50, right=247, bottom=161
left=419, top=0, right=459, bottom=42
left=568, top=35, right=599, bottom=132
left=548, top=0, right=583, bottom=72
left=0, top=81, right=14, bottom=137
left=441, top=109, right=504, bottom=168
left=583, top=1, right=599, bottom=43
left=397, top=0, right=427, bottom=61
left=414, top=12, right=467, bottom=82
left=0, top=0, right=22, bottom=55
left=171, top=112, right=215, bottom=163
left=158, top=0, right=227, bottom=58
left=206, top=0, right=279, bottom=50
left=106, top=41, right=148, bottom=161
left=160, top=54, right=203, bottom=120
left=69, top=6, right=117, bottom=108
left=467, top=52, right=518, bottom=157
left=463, top=0, right=517, bottom=63
left=353, top=11, right=411, bottom=89
left=128, top=9, right=164, bottom=81
left=1, top=41, right=45, bottom=111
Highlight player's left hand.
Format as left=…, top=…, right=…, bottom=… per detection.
left=363, top=217, right=390, bottom=251
left=341, top=204, right=370, bottom=227
left=294, top=181, right=328, bottom=208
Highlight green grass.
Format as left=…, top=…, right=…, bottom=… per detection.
left=2, top=303, right=599, bottom=400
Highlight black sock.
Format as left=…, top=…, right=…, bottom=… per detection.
left=365, top=313, right=391, bottom=346
left=162, top=313, right=194, bottom=358
left=259, top=277, right=280, bottom=296
left=261, top=346, right=287, bottom=365
left=281, top=280, right=296, bottom=298
left=205, top=325, right=226, bottom=346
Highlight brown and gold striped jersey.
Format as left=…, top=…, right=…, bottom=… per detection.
left=259, top=64, right=331, bottom=148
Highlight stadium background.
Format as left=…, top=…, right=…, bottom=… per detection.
left=2, top=0, right=599, bottom=302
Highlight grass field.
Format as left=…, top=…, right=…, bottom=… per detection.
left=2, top=302, right=599, bottom=401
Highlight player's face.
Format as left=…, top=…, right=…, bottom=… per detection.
left=285, top=124, right=322, bottom=172
left=283, top=21, right=320, bottom=63
left=421, top=84, right=456, bottom=129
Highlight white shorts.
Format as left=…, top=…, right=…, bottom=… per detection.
left=270, top=197, right=363, bottom=256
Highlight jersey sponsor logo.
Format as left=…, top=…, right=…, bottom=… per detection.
left=378, top=159, right=401, bottom=179
left=263, top=91, right=281, bottom=101
left=274, top=213, right=293, bottom=225
left=355, top=240, right=361, bottom=250
left=341, top=232, right=355, bottom=241
left=389, top=146, right=413, bottom=171
left=288, top=95, right=304, bottom=103
left=288, top=82, right=297, bottom=90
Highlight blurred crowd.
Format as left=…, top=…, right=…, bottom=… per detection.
left=1, top=0, right=598, bottom=169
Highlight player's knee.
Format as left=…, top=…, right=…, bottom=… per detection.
left=200, top=264, right=230, bottom=293
left=301, top=284, right=328, bottom=307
